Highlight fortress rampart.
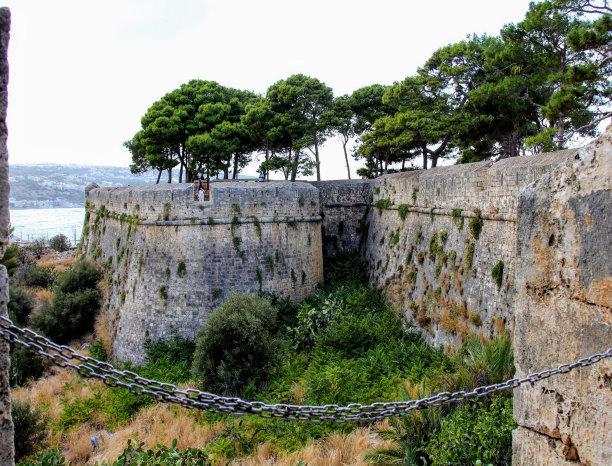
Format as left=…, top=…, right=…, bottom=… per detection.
left=83, top=182, right=323, bottom=362
left=363, top=150, right=577, bottom=348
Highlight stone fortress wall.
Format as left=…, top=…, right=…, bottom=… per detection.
left=84, top=148, right=575, bottom=360
left=83, top=133, right=611, bottom=463
left=363, top=150, right=576, bottom=348
left=83, top=181, right=323, bottom=362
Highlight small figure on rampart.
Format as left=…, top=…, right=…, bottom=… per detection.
left=258, top=172, right=265, bottom=182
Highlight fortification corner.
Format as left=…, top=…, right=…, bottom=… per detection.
left=513, top=126, right=612, bottom=465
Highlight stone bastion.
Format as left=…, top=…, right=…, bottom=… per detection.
left=83, top=181, right=324, bottom=362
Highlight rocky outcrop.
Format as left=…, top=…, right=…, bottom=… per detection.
left=513, top=127, right=612, bottom=465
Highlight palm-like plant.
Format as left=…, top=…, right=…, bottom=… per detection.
left=363, top=382, right=442, bottom=465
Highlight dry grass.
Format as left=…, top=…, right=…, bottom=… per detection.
left=93, top=312, right=115, bottom=358
left=37, top=255, right=77, bottom=273
left=88, top=404, right=225, bottom=465
left=32, top=288, right=53, bottom=303
left=495, top=316, right=505, bottom=334
left=233, top=428, right=380, bottom=466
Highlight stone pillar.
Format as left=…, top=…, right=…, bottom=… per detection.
left=513, top=128, right=612, bottom=464
left=0, top=7, right=13, bottom=465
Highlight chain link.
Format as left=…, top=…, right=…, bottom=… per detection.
left=1, top=315, right=611, bottom=424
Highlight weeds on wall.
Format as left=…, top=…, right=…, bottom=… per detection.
left=452, top=208, right=464, bottom=230
left=177, top=261, right=186, bottom=278
left=464, top=243, right=475, bottom=275
left=398, top=204, right=409, bottom=221
left=375, top=198, right=391, bottom=211
left=162, top=203, right=171, bottom=221
left=266, top=255, right=274, bottom=271
left=256, top=268, right=263, bottom=291
left=492, top=260, right=504, bottom=291
left=158, top=285, right=168, bottom=307
left=469, top=210, right=483, bottom=240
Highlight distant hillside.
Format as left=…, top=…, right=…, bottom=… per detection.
left=9, top=164, right=159, bottom=208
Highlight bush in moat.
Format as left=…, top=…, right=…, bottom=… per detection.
left=12, top=398, right=49, bottom=461
left=16, top=261, right=57, bottom=289
left=426, top=394, right=515, bottom=465
left=9, top=344, right=44, bottom=387
left=33, top=260, right=102, bottom=344
left=26, top=238, right=47, bottom=259
left=192, top=292, right=285, bottom=395
left=7, top=285, right=35, bottom=326
left=48, top=233, right=71, bottom=252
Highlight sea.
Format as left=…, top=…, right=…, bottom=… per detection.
left=9, top=208, right=86, bottom=246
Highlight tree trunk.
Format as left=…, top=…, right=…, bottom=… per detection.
left=342, top=136, right=351, bottom=180
left=156, top=169, right=162, bottom=184
left=383, top=149, right=389, bottom=172
left=232, top=153, right=239, bottom=179
left=422, top=145, right=428, bottom=170
left=167, top=168, right=172, bottom=184
left=430, top=152, right=438, bottom=168
left=290, top=148, right=299, bottom=182
left=557, top=116, right=565, bottom=150
left=314, top=137, right=321, bottom=181
left=178, top=161, right=183, bottom=184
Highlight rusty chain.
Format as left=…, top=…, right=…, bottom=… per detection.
left=1, top=315, right=611, bottom=424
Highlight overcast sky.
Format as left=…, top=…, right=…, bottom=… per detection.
left=1, top=0, right=533, bottom=179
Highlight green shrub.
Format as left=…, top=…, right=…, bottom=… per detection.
left=1, top=243, right=19, bottom=276
left=324, top=253, right=367, bottom=285
left=364, top=385, right=442, bottom=465
left=12, top=399, right=49, bottom=461
left=192, top=292, right=284, bottom=395
left=18, top=262, right=56, bottom=288
left=375, top=198, right=391, bottom=211
left=16, top=448, right=67, bottom=466
left=426, top=395, right=515, bottom=465
left=26, top=238, right=47, bottom=259
left=9, top=345, right=44, bottom=386
left=177, top=261, right=186, bottom=278
left=451, top=208, right=464, bottom=230
left=114, top=439, right=211, bottom=465
left=492, top=260, right=504, bottom=290
left=469, top=210, right=484, bottom=240
left=8, top=285, right=34, bottom=326
left=442, top=333, right=515, bottom=395
left=89, top=339, right=108, bottom=362
left=48, top=233, right=71, bottom=252
left=398, top=204, right=409, bottom=221
left=33, top=260, right=102, bottom=344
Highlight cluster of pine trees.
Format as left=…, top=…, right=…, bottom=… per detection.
left=125, top=0, right=611, bottom=182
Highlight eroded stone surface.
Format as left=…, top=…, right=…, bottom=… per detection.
left=513, top=127, right=612, bottom=465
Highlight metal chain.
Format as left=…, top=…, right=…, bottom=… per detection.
left=1, top=315, right=611, bottom=424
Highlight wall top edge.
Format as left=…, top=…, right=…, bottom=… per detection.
left=379, top=148, right=578, bottom=182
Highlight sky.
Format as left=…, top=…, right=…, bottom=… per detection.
left=1, top=0, right=533, bottom=180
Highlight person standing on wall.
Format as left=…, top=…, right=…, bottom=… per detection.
left=197, top=179, right=204, bottom=201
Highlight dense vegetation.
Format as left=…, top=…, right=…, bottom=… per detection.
left=125, top=0, right=611, bottom=181
left=9, top=251, right=516, bottom=464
